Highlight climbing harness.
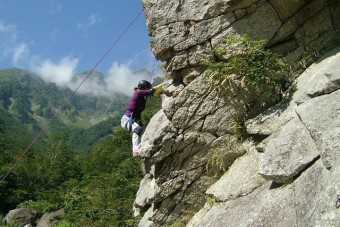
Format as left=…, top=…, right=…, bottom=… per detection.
left=1, top=8, right=144, bottom=182
left=123, top=113, right=134, bottom=133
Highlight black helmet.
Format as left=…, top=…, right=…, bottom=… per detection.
left=137, top=80, right=152, bottom=90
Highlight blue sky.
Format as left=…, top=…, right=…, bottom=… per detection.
left=0, top=0, right=160, bottom=96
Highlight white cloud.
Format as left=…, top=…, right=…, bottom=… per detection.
left=52, top=4, right=62, bottom=13
left=131, top=48, right=164, bottom=78
left=76, top=22, right=84, bottom=28
left=65, top=61, right=152, bottom=97
left=48, top=0, right=62, bottom=13
left=33, top=57, right=79, bottom=86
left=12, top=43, right=29, bottom=66
left=30, top=57, right=158, bottom=97
left=77, top=13, right=102, bottom=28
left=105, top=62, right=150, bottom=96
left=0, top=18, right=157, bottom=97
left=0, top=20, right=18, bottom=45
left=0, top=21, right=12, bottom=33
left=0, top=20, right=29, bottom=64
left=89, top=14, right=102, bottom=26
left=0, top=18, right=160, bottom=98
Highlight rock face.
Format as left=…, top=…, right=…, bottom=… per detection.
left=137, top=0, right=340, bottom=226
left=187, top=48, right=340, bottom=227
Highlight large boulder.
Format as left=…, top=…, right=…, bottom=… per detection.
left=4, top=208, right=37, bottom=226
left=37, top=209, right=65, bottom=227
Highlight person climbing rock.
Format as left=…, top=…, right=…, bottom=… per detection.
left=121, top=80, right=155, bottom=157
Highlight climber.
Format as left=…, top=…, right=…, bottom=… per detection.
left=121, top=80, right=155, bottom=157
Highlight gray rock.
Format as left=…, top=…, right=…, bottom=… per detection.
left=189, top=158, right=340, bottom=227
left=188, top=182, right=297, bottom=227
left=139, top=0, right=340, bottom=225
left=245, top=47, right=340, bottom=137
left=206, top=147, right=267, bottom=201
left=138, top=205, right=154, bottom=227
left=231, top=0, right=282, bottom=41
left=306, top=49, right=340, bottom=97
left=140, top=110, right=172, bottom=159
left=134, top=174, right=160, bottom=210
left=293, top=160, right=340, bottom=227
left=4, top=208, right=36, bottom=226
left=259, top=116, right=320, bottom=184
left=296, top=89, right=340, bottom=169
left=245, top=101, right=290, bottom=136
left=270, top=0, right=305, bottom=21
left=37, top=209, right=64, bottom=227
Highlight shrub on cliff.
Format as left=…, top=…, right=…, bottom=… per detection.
left=205, top=34, right=288, bottom=88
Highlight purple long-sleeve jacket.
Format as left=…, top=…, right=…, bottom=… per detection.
left=124, top=89, right=153, bottom=121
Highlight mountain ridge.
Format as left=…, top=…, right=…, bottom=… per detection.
left=0, top=67, right=130, bottom=154
left=0, top=67, right=128, bottom=127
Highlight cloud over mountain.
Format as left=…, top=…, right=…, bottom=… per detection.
left=32, top=57, right=153, bottom=97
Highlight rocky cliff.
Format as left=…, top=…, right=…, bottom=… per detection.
left=135, top=0, right=340, bottom=226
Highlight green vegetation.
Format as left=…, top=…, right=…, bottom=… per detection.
left=205, top=35, right=288, bottom=87
left=0, top=68, right=163, bottom=226
left=60, top=129, right=142, bottom=226
left=0, top=68, right=128, bottom=131
left=207, top=196, right=216, bottom=207
left=230, top=117, right=247, bottom=140
left=141, top=95, right=162, bottom=126
left=203, top=35, right=289, bottom=176
left=329, top=0, right=340, bottom=7
left=206, top=137, right=246, bottom=177
left=0, top=68, right=130, bottom=155
left=0, top=129, right=142, bottom=226
left=0, top=122, right=144, bottom=226
left=167, top=220, right=186, bottom=227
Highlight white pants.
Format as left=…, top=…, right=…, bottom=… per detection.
left=121, top=115, right=141, bottom=153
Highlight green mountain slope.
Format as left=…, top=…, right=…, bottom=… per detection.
left=0, top=70, right=162, bottom=225
left=0, top=68, right=129, bottom=154
left=0, top=68, right=128, bottom=126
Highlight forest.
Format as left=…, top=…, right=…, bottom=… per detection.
left=0, top=68, right=162, bottom=226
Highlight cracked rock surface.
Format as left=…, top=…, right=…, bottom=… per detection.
left=137, top=0, right=340, bottom=226
left=188, top=48, right=340, bottom=227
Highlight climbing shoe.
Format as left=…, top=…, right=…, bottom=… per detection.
left=133, top=126, right=144, bottom=136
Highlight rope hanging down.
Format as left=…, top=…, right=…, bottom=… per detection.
left=1, top=8, right=144, bottom=182
left=149, top=60, right=156, bottom=83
